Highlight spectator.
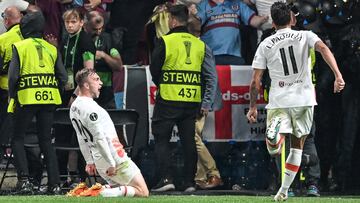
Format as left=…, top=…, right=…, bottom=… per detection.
left=188, top=14, right=224, bottom=190
left=73, top=0, right=111, bottom=14
left=8, top=11, right=67, bottom=194
left=109, top=0, right=168, bottom=65
left=57, top=8, right=95, bottom=188
left=85, top=11, right=123, bottom=109
left=85, top=11, right=125, bottom=109
left=176, top=0, right=201, bottom=5
left=35, top=0, right=63, bottom=47
left=150, top=4, right=217, bottom=192
left=149, top=4, right=170, bottom=39
left=61, top=8, right=95, bottom=99
left=243, top=0, right=285, bottom=43
left=196, top=0, right=268, bottom=65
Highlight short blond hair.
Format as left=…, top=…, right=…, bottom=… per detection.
left=63, top=8, right=84, bottom=21
left=75, top=68, right=96, bottom=88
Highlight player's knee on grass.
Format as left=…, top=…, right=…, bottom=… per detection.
left=130, top=173, right=149, bottom=197
left=136, top=187, right=149, bottom=197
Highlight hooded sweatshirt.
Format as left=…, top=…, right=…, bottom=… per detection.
left=20, top=11, right=45, bottom=39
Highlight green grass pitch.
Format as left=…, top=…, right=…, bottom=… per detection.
left=0, top=195, right=360, bottom=203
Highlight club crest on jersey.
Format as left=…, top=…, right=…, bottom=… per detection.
left=279, top=81, right=284, bottom=87
left=89, top=112, right=98, bottom=121
left=232, top=4, right=239, bottom=11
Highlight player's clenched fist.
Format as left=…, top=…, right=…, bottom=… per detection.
left=85, top=164, right=97, bottom=176
left=334, top=77, right=345, bottom=93
left=247, top=108, right=258, bottom=123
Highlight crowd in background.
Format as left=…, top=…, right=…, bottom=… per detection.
left=0, top=0, right=359, bottom=197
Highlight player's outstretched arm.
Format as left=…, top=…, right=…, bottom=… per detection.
left=315, top=41, right=345, bottom=93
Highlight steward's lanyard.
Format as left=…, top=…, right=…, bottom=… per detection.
left=64, top=31, right=80, bottom=69
left=95, top=36, right=101, bottom=49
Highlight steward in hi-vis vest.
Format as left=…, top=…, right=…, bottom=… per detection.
left=160, top=32, right=205, bottom=103
left=0, top=24, right=23, bottom=90
left=13, top=38, right=62, bottom=105
left=7, top=11, right=67, bottom=194
left=0, top=7, right=24, bottom=146
left=149, top=5, right=217, bottom=192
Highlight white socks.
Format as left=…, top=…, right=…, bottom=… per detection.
left=119, top=186, right=135, bottom=197
left=100, top=185, right=136, bottom=197
left=278, top=148, right=302, bottom=195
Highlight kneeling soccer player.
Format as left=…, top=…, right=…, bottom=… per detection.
left=69, top=68, right=149, bottom=197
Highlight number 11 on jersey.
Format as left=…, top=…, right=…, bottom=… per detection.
left=279, top=45, right=298, bottom=76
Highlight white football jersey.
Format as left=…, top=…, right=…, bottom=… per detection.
left=252, top=28, right=320, bottom=109
left=70, top=96, right=128, bottom=168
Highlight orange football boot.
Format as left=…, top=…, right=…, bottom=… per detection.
left=78, top=183, right=103, bottom=197
left=65, top=182, right=88, bottom=197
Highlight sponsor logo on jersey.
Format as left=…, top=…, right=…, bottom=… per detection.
left=210, top=13, right=238, bottom=21
left=89, top=112, right=98, bottom=121
left=279, top=80, right=303, bottom=87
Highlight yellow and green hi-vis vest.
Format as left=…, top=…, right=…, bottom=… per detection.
left=160, top=32, right=205, bottom=102
left=0, top=24, right=23, bottom=90
left=14, top=38, right=62, bottom=105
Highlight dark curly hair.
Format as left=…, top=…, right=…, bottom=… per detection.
left=271, top=1, right=291, bottom=27
left=167, top=4, right=189, bottom=25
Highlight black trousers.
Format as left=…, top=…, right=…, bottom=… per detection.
left=302, top=135, right=321, bottom=186
left=152, top=103, right=198, bottom=186
left=314, top=63, right=343, bottom=184
left=335, top=84, right=360, bottom=184
left=0, top=89, right=10, bottom=144
left=12, top=104, right=60, bottom=186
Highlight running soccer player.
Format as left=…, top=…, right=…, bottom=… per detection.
left=69, top=68, right=149, bottom=197
left=246, top=2, right=345, bottom=201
